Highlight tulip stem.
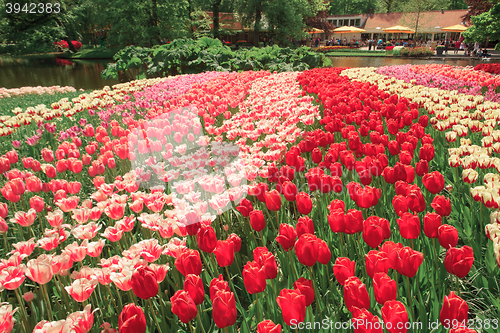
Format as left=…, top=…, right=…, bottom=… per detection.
left=197, top=305, right=207, bottom=333
left=309, top=266, right=322, bottom=315
left=210, top=253, right=220, bottom=275
left=106, top=284, right=120, bottom=315
left=288, top=251, right=298, bottom=281
left=255, top=293, right=261, bottom=323
left=225, top=265, right=251, bottom=333
left=405, top=276, right=414, bottom=321
left=42, top=284, right=54, bottom=321
left=259, top=231, right=265, bottom=247
left=275, top=210, right=279, bottom=229
left=189, top=322, right=195, bottom=333
left=14, top=288, right=29, bottom=333
left=148, top=298, right=162, bottom=333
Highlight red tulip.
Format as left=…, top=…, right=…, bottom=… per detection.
left=183, top=274, right=205, bottom=305
left=379, top=241, right=403, bottom=270
left=282, top=181, right=298, bottom=202
left=343, top=276, right=370, bottom=313
left=422, top=171, right=445, bottom=194
left=295, top=234, right=319, bottom=266
left=317, top=239, right=331, bottom=264
left=265, top=190, right=282, bottom=211
left=333, top=257, right=355, bottom=285
left=373, top=272, right=397, bottom=305
left=351, top=307, right=383, bottom=333
left=249, top=210, right=265, bottom=232
left=293, top=277, right=314, bottom=306
left=444, top=246, right=474, bottom=278
left=253, top=247, right=277, bottom=280
left=438, top=224, right=458, bottom=249
left=415, top=159, right=429, bottom=176
left=29, top=195, right=45, bottom=213
left=296, top=216, right=314, bottom=237
left=227, top=233, right=241, bottom=252
left=440, top=292, right=468, bottom=328
left=257, top=320, right=282, bottom=333
left=170, top=290, right=197, bottom=323
left=296, top=192, right=312, bottom=215
left=243, top=261, right=266, bottom=294
left=397, top=213, right=421, bottom=239
left=118, top=303, right=147, bottom=333
left=175, top=249, right=202, bottom=276
left=419, top=143, right=435, bottom=161
left=213, top=290, right=237, bottom=328
left=214, top=240, right=235, bottom=267
left=392, top=195, right=408, bottom=216
left=209, top=275, right=230, bottom=301
left=381, top=300, right=409, bottom=333
left=423, top=212, right=442, bottom=238
left=197, top=225, right=217, bottom=253
left=276, top=224, right=297, bottom=251
left=131, top=266, right=158, bottom=300
left=327, top=209, right=345, bottom=233
left=344, top=209, right=363, bottom=234
left=431, top=195, right=451, bottom=216
left=407, top=186, right=426, bottom=213
left=236, top=198, right=253, bottom=217
left=0, top=202, right=7, bottom=218
left=396, top=247, right=423, bottom=278
left=276, top=289, right=306, bottom=326
left=363, top=216, right=390, bottom=248
left=365, top=250, right=390, bottom=278
left=311, top=148, right=322, bottom=164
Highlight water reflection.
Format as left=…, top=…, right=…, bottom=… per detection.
left=0, top=55, right=498, bottom=90
left=0, top=56, right=119, bottom=90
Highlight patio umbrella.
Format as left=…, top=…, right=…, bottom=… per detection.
left=441, top=25, right=467, bottom=32
left=333, top=26, right=366, bottom=33
left=333, top=26, right=365, bottom=46
left=308, top=28, right=324, bottom=34
left=382, top=25, right=415, bottom=34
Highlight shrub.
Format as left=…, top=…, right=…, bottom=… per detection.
left=400, top=47, right=433, bottom=58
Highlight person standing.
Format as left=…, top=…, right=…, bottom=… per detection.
left=454, top=40, right=460, bottom=54
left=444, top=39, right=449, bottom=55
left=474, top=41, right=480, bottom=56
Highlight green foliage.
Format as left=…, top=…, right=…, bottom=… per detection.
left=102, top=38, right=330, bottom=80
left=463, top=4, right=500, bottom=49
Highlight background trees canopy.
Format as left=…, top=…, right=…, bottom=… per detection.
left=0, top=0, right=477, bottom=54
left=463, top=3, right=500, bottom=49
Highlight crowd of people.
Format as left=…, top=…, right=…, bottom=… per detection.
left=435, top=38, right=489, bottom=58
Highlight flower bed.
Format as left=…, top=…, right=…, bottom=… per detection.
left=0, top=67, right=497, bottom=333
left=0, top=86, right=76, bottom=99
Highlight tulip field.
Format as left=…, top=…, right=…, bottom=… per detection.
left=1, top=64, right=500, bottom=332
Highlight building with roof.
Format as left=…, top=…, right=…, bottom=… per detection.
left=326, top=9, right=469, bottom=42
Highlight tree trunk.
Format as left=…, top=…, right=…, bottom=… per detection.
left=213, top=0, right=222, bottom=40
left=254, top=7, right=261, bottom=46
left=64, top=37, right=78, bottom=53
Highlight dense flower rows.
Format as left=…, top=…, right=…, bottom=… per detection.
left=0, top=86, right=77, bottom=99
left=0, top=65, right=496, bottom=333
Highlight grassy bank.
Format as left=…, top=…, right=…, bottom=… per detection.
left=57, top=47, right=120, bottom=59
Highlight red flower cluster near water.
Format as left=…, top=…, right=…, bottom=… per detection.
left=53, top=40, right=83, bottom=50
left=474, top=63, right=500, bottom=75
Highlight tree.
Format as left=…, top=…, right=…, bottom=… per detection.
left=463, top=3, right=500, bottom=49
left=0, top=0, right=90, bottom=54
left=306, top=11, right=335, bottom=34
left=462, top=0, right=495, bottom=23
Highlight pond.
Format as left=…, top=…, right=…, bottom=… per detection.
left=0, top=55, right=499, bottom=90
left=0, top=56, right=119, bottom=90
